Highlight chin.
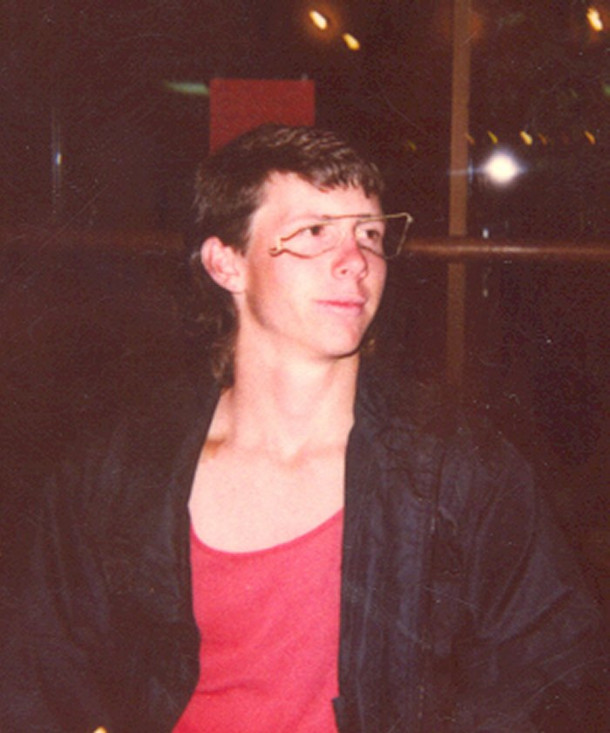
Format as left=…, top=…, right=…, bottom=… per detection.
left=320, top=336, right=367, bottom=361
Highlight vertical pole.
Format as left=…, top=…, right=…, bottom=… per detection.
left=447, top=0, right=472, bottom=386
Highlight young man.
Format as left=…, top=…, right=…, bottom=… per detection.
left=1, top=125, right=607, bottom=732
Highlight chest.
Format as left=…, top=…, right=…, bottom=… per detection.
left=188, top=441, right=346, bottom=552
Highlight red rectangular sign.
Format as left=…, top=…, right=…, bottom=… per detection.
left=209, top=78, right=315, bottom=152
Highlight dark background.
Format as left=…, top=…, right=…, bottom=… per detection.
left=3, top=0, right=607, bottom=235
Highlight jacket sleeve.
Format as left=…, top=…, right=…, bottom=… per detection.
left=0, top=460, right=116, bottom=733
left=446, top=432, right=609, bottom=732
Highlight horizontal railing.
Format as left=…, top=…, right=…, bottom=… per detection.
left=403, top=237, right=610, bottom=263
left=2, top=228, right=609, bottom=263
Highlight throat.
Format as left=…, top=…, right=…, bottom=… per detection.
left=224, top=358, right=359, bottom=456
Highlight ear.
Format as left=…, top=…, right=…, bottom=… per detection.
left=200, top=236, right=245, bottom=293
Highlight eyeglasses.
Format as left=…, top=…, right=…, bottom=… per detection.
left=269, top=212, right=414, bottom=261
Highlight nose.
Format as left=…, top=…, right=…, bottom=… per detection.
left=331, top=229, right=369, bottom=279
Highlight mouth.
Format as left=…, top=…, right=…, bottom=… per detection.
left=316, top=298, right=367, bottom=314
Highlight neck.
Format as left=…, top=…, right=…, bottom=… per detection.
left=217, top=351, right=360, bottom=459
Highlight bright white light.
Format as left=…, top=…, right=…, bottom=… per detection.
left=587, top=7, right=604, bottom=31
left=309, top=10, right=329, bottom=30
left=481, top=150, right=524, bottom=185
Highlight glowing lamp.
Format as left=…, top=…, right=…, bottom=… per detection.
left=587, top=7, right=604, bottom=31
left=309, top=10, right=329, bottom=30
left=481, top=150, right=524, bottom=185
left=342, top=33, right=360, bottom=50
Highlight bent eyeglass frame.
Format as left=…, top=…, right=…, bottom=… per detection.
left=269, top=212, right=414, bottom=261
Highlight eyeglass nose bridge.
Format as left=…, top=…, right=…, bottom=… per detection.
left=310, top=218, right=383, bottom=260
left=332, top=222, right=373, bottom=266
left=334, top=218, right=365, bottom=250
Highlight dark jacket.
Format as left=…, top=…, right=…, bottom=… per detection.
left=1, top=368, right=608, bottom=732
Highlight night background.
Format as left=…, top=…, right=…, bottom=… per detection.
left=1, top=1, right=610, bottom=612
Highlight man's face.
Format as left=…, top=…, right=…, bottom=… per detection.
left=232, top=172, right=387, bottom=364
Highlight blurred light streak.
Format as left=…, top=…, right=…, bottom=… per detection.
left=584, top=130, right=596, bottom=144
left=538, top=133, right=549, bottom=145
left=162, top=81, right=209, bottom=96
left=587, top=7, right=604, bottom=31
left=520, top=130, right=533, bottom=145
left=342, top=32, right=360, bottom=50
left=486, top=130, right=498, bottom=144
left=309, top=10, right=329, bottom=30
left=466, top=133, right=475, bottom=145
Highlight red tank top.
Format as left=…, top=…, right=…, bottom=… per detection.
left=173, top=510, right=343, bottom=733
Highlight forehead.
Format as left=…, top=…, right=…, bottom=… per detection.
left=255, top=172, right=381, bottom=222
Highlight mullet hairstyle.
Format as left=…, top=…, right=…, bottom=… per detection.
left=186, top=123, right=385, bottom=387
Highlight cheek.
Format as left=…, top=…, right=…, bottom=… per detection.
left=370, top=261, right=387, bottom=301
left=244, top=254, right=277, bottom=296
left=244, top=260, right=299, bottom=317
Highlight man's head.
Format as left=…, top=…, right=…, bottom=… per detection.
left=188, top=124, right=388, bottom=384
left=190, top=124, right=385, bottom=255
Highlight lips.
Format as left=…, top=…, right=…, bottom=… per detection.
left=316, top=297, right=367, bottom=314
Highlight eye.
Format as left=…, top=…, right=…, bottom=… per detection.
left=304, top=223, right=328, bottom=238
left=357, top=222, right=384, bottom=251
left=365, top=227, right=382, bottom=241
